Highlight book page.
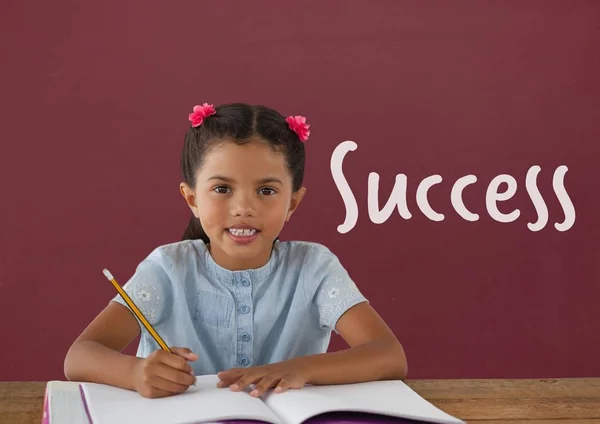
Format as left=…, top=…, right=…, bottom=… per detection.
left=47, top=381, right=90, bottom=424
left=81, top=375, right=282, bottom=424
left=263, top=380, right=464, bottom=424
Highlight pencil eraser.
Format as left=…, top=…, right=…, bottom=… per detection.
left=102, top=269, right=114, bottom=280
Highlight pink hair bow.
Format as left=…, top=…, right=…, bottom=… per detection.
left=286, top=115, right=310, bottom=142
left=189, top=103, right=216, bottom=127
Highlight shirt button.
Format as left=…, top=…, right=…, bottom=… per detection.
left=240, top=357, right=250, bottom=366
left=242, top=279, right=250, bottom=287
left=239, top=305, right=250, bottom=314
left=240, top=333, right=251, bottom=342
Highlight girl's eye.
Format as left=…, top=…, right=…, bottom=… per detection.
left=259, top=187, right=276, bottom=196
left=213, top=186, right=230, bottom=194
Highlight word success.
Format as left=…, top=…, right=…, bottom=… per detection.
left=331, top=141, right=575, bottom=234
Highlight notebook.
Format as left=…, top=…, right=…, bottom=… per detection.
left=42, top=381, right=90, bottom=424
left=69, top=375, right=464, bottom=424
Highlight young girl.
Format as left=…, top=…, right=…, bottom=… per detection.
left=64, top=103, right=407, bottom=399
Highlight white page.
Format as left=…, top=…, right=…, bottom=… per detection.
left=264, top=380, right=464, bottom=424
left=82, top=374, right=282, bottom=424
left=47, top=381, right=89, bottom=424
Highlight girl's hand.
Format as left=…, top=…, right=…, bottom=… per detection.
left=132, top=347, right=198, bottom=398
left=217, top=362, right=308, bottom=397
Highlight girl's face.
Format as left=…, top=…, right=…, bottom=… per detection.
left=181, top=139, right=305, bottom=270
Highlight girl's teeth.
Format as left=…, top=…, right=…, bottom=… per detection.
left=229, top=229, right=257, bottom=236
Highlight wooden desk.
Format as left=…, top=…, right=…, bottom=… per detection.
left=1, top=379, right=599, bottom=424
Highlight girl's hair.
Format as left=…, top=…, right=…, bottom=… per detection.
left=181, top=103, right=306, bottom=242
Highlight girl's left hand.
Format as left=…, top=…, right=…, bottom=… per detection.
left=216, top=362, right=308, bottom=397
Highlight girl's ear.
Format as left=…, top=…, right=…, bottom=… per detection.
left=180, top=182, right=199, bottom=218
left=286, top=187, right=307, bottom=222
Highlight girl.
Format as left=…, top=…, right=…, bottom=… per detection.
left=64, top=103, right=407, bottom=399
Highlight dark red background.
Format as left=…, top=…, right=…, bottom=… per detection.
left=1, top=1, right=599, bottom=381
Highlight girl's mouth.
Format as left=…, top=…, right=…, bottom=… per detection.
left=228, top=228, right=258, bottom=236
left=226, top=227, right=260, bottom=245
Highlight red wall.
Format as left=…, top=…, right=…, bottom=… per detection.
left=1, top=1, right=599, bottom=381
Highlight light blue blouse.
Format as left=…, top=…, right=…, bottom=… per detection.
left=112, top=239, right=368, bottom=375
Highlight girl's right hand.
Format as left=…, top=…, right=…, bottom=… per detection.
left=132, top=347, right=198, bottom=398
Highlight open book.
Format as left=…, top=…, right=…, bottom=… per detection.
left=75, top=375, right=464, bottom=424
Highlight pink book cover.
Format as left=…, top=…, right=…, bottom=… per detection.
left=41, top=385, right=49, bottom=424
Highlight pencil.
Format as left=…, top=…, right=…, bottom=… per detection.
left=102, top=268, right=172, bottom=353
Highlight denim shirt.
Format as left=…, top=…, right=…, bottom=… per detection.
left=112, top=239, right=367, bottom=375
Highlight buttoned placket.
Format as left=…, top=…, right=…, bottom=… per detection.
left=234, top=272, right=253, bottom=368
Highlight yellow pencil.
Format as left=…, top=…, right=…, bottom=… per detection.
left=102, top=268, right=172, bottom=353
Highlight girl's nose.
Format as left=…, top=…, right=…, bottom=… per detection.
left=230, top=193, right=256, bottom=217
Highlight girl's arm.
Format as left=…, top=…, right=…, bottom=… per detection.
left=64, top=302, right=143, bottom=389
left=217, top=302, right=407, bottom=396
left=64, top=302, right=197, bottom=397
left=294, top=301, right=407, bottom=384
